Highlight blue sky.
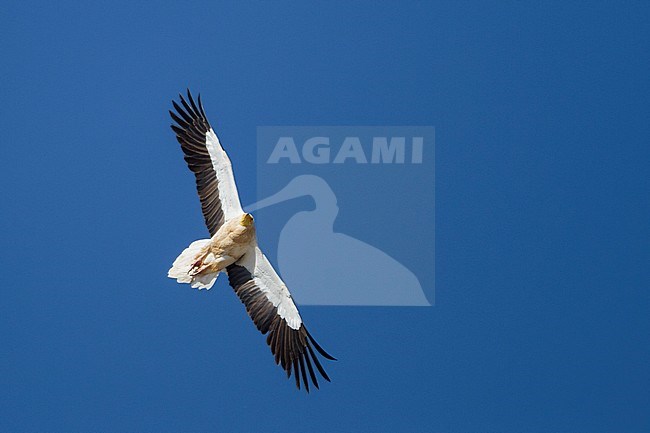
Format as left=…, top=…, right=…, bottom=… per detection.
left=1, top=1, right=649, bottom=432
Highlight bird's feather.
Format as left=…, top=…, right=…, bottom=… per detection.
left=226, top=246, right=335, bottom=391
left=170, top=89, right=243, bottom=236
left=170, top=90, right=334, bottom=391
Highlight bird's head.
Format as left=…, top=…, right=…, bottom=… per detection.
left=240, top=213, right=254, bottom=227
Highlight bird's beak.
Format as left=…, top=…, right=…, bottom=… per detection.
left=245, top=179, right=306, bottom=212
left=240, top=213, right=254, bottom=227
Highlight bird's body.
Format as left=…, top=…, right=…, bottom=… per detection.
left=169, top=214, right=255, bottom=288
left=166, top=90, right=334, bottom=392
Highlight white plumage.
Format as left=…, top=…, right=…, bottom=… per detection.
left=168, top=239, right=219, bottom=289
left=166, top=90, right=335, bottom=391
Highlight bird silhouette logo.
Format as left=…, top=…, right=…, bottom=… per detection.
left=247, top=174, right=431, bottom=306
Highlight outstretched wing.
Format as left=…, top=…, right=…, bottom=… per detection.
left=226, top=246, right=335, bottom=392
left=170, top=89, right=243, bottom=236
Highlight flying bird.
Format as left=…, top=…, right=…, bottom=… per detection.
left=167, top=90, right=335, bottom=392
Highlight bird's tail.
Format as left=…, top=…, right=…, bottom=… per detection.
left=168, top=239, right=219, bottom=289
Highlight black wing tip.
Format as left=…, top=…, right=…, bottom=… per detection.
left=285, top=327, right=335, bottom=392
left=226, top=266, right=334, bottom=393
left=298, top=355, right=310, bottom=393
left=171, top=88, right=209, bottom=128
left=197, top=93, right=206, bottom=117
left=305, top=328, right=337, bottom=361
left=187, top=88, right=199, bottom=103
